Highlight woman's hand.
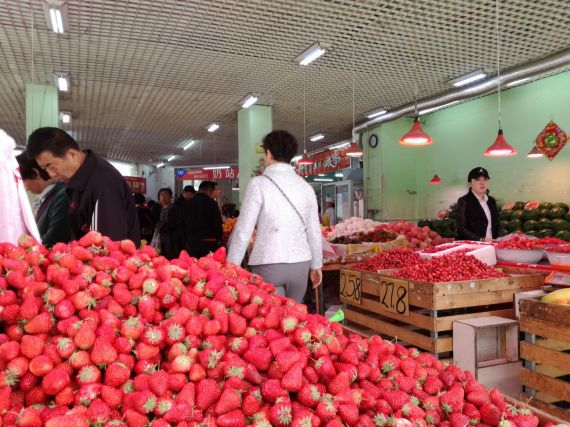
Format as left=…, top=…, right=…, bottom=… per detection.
left=310, top=269, right=323, bottom=288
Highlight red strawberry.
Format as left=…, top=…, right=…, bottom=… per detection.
left=297, top=384, right=324, bottom=408
left=42, top=367, right=71, bottom=395
left=215, top=388, right=242, bottom=415
left=509, top=408, right=539, bottom=427
left=217, top=409, right=247, bottom=427
left=244, top=347, right=272, bottom=371
left=327, top=371, right=351, bottom=395
left=24, top=312, right=53, bottom=334
left=480, top=403, right=502, bottom=425
left=91, top=337, right=118, bottom=365
left=196, top=379, right=222, bottom=410
left=423, top=375, right=443, bottom=395
left=467, top=390, right=490, bottom=408
left=269, top=399, right=293, bottom=427
left=281, top=363, right=303, bottom=392
left=105, top=362, right=131, bottom=387
left=262, top=379, right=288, bottom=402
left=440, top=386, right=465, bottom=415
left=449, top=413, right=470, bottom=427
left=79, top=231, right=103, bottom=247
left=384, top=389, right=411, bottom=411
left=338, top=403, right=359, bottom=425
left=242, top=389, right=263, bottom=416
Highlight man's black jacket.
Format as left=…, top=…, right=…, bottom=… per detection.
left=455, top=189, right=499, bottom=241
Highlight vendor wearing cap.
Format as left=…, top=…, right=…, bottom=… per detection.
left=455, top=167, right=499, bottom=242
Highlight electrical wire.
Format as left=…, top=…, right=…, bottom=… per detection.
left=496, top=0, right=502, bottom=129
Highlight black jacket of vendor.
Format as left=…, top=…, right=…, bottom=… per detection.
left=455, top=190, right=499, bottom=241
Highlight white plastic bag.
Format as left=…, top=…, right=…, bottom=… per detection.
left=0, top=129, right=40, bottom=244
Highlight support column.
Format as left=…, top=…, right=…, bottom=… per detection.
left=237, top=105, right=272, bottom=202
left=26, top=83, right=59, bottom=139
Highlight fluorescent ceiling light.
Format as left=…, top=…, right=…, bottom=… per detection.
left=207, top=122, right=220, bottom=133
left=295, top=42, right=327, bottom=66
left=310, top=133, right=325, bottom=142
left=49, top=8, right=64, bottom=34
left=55, top=74, right=69, bottom=92
left=167, top=155, right=176, bottom=162
left=364, top=107, right=387, bottom=119
left=318, top=174, right=326, bottom=177
left=232, top=187, right=240, bottom=191
left=240, top=93, right=258, bottom=109
left=335, top=173, right=344, bottom=178
left=450, top=69, right=487, bottom=87
left=203, top=165, right=230, bottom=170
left=156, top=163, right=165, bottom=168
left=419, top=101, right=459, bottom=115
left=507, top=77, right=531, bottom=87
left=183, top=139, right=196, bottom=150
left=59, top=111, right=71, bottom=124
left=329, top=142, right=350, bottom=151
left=291, top=155, right=302, bottom=163
left=314, top=178, right=334, bottom=182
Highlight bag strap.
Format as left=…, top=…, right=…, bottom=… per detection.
left=262, top=174, right=307, bottom=231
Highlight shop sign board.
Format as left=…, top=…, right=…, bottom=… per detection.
left=340, top=269, right=362, bottom=305
left=378, top=277, right=409, bottom=316
left=176, top=167, right=239, bottom=181
left=124, top=176, right=146, bottom=194
left=296, top=148, right=351, bottom=177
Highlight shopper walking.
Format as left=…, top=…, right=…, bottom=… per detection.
left=16, top=153, right=71, bottom=247
left=134, top=193, right=153, bottom=244
left=456, top=167, right=500, bottom=242
left=182, top=181, right=223, bottom=258
left=227, top=130, right=323, bottom=302
left=150, top=188, right=180, bottom=259
left=26, top=127, right=140, bottom=245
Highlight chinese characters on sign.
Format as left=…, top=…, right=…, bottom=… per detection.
left=124, top=176, right=147, bottom=194
left=176, top=167, right=239, bottom=181
left=295, top=148, right=352, bottom=177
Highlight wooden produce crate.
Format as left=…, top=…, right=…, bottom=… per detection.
left=340, top=269, right=545, bottom=359
left=520, top=298, right=570, bottom=423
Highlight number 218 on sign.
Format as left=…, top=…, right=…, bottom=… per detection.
left=379, top=279, right=409, bottom=316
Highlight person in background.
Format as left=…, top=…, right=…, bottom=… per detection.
left=133, top=193, right=153, bottom=243
left=26, top=127, right=140, bottom=245
left=182, top=185, right=196, bottom=200
left=16, top=152, right=71, bottom=247
left=456, top=167, right=499, bottom=242
left=323, top=198, right=336, bottom=226
left=227, top=130, right=323, bottom=303
left=182, top=180, right=223, bottom=258
left=150, top=188, right=180, bottom=259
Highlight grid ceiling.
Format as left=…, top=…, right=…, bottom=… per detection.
left=0, top=0, right=569, bottom=166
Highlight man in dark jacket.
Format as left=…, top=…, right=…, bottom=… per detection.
left=455, top=167, right=499, bottom=241
left=27, top=127, right=140, bottom=245
left=182, top=181, right=223, bottom=258
left=16, top=152, right=71, bottom=247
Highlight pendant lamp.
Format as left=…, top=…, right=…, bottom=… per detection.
left=429, top=174, right=442, bottom=184
left=399, top=0, right=433, bottom=147
left=345, top=141, right=363, bottom=157
left=484, top=0, right=516, bottom=157
left=346, top=38, right=363, bottom=158
left=298, top=69, right=314, bottom=166
left=526, top=146, right=543, bottom=158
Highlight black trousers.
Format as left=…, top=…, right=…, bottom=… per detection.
left=186, top=239, right=219, bottom=259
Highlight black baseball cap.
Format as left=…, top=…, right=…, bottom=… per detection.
left=183, top=185, right=196, bottom=193
left=468, top=167, right=490, bottom=181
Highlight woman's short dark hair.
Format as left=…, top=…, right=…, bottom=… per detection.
left=262, top=130, right=299, bottom=163
left=198, top=181, right=218, bottom=192
left=16, top=152, right=50, bottom=181
left=27, top=127, right=80, bottom=159
left=157, top=187, right=173, bottom=198
left=133, top=193, right=146, bottom=205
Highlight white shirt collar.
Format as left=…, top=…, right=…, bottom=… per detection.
left=37, top=183, right=56, bottom=204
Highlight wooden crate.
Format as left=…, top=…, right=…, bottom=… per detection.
left=340, top=269, right=545, bottom=359
left=520, top=298, right=570, bottom=423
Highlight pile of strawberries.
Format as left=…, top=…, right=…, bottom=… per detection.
left=353, top=249, right=423, bottom=272
left=0, top=232, right=544, bottom=427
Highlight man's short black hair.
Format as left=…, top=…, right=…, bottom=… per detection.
left=133, top=193, right=146, bottom=205
left=183, top=185, right=196, bottom=193
left=262, top=130, right=299, bottom=163
left=158, top=187, right=173, bottom=198
left=16, top=152, right=50, bottom=181
left=27, top=127, right=80, bottom=159
left=199, top=181, right=218, bottom=192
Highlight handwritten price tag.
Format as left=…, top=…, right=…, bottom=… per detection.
left=340, top=270, right=362, bottom=305
left=378, top=278, right=409, bottom=316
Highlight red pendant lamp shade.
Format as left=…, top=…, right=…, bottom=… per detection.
left=296, top=150, right=314, bottom=166
left=526, top=146, right=543, bottom=158
left=429, top=174, right=442, bottom=184
left=345, top=142, right=363, bottom=157
left=484, top=129, right=517, bottom=157
left=399, top=118, right=433, bottom=146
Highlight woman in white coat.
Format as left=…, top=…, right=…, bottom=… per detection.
left=227, top=130, right=323, bottom=302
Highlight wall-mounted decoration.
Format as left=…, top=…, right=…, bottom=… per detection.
left=534, top=120, right=568, bottom=160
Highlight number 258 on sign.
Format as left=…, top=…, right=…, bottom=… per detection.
left=340, top=270, right=362, bottom=305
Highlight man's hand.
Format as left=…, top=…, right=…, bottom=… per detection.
left=310, top=268, right=323, bottom=288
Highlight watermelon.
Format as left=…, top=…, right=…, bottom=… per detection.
left=566, top=213, right=570, bottom=222
left=553, top=202, right=569, bottom=213
left=536, top=229, right=555, bottom=238
left=540, top=202, right=553, bottom=210
left=499, top=229, right=509, bottom=237
left=548, top=207, right=567, bottom=219
left=523, top=220, right=538, bottom=232
left=538, top=218, right=552, bottom=229
left=502, top=202, right=515, bottom=210
left=499, top=220, right=511, bottom=231
left=514, top=201, right=526, bottom=210
left=511, top=210, right=524, bottom=220
left=552, top=219, right=570, bottom=232
left=526, top=230, right=538, bottom=237
left=441, top=218, right=454, bottom=229
left=555, top=230, right=570, bottom=242
left=509, top=219, right=522, bottom=230
left=522, top=209, right=540, bottom=221
left=538, top=208, right=550, bottom=218
left=499, top=210, right=512, bottom=220
left=524, top=200, right=540, bottom=210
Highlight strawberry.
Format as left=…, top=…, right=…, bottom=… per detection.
left=105, top=362, right=131, bottom=387
left=163, top=401, right=193, bottom=423
left=91, top=337, right=118, bottom=365
left=327, top=371, right=351, bottom=395
left=262, top=378, right=288, bottom=402
left=79, top=231, right=104, bottom=247
left=243, top=389, right=263, bottom=416
left=215, top=388, right=242, bottom=415
left=45, top=414, right=90, bottom=427
left=244, top=347, right=272, bottom=371
left=24, top=312, right=53, bottom=334
left=440, top=386, right=465, bottom=415
left=124, top=409, right=149, bottom=427
left=269, top=398, right=293, bottom=427
left=480, top=403, right=502, bottom=425
left=18, top=407, right=44, bottom=427
left=466, top=389, right=490, bottom=408
left=281, top=363, right=303, bottom=392
left=449, top=413, right=470, bottom=427
left=42, top=367, right=70, bottom=395
left=217, top=409, right=247, bottom=427
left=120, top=240, right=137, bottom=255
left=196, top=379, right=222, bottom=410
left=297, top=384, right=324, bottom=408
left=423, top=375, right=443, bottom=395
left=338, top=403, right=359, bottom=425
left=509, top=408, right=539, bottom=427
left=384, top=389, right=411, bottom=411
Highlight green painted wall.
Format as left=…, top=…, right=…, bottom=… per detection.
left=237, top=105, right=272, bottom=202
left=26, top=84, right=59, bottom=139
left=363, top=70, right=570, bottom=221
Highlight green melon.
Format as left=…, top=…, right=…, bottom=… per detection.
left=540, top=202, right=553, bottom=210
left=499, top=229, right=509, bottom=237
left=555, top=230, right=570, bottom=242
left=523, top=220, right=538, bottom=232
left=538, top=208, right=550, bottom=218
left=536, top=229, right=555, bottom=238
left=499, top=220, right=511, bottom=231
left=441, top=218, right=454, bottom=229
left=514, top=201, right=526, bottom=210
left=525, top=230, right=538, bottom=237
left=566, top=213, right=570, bottom=222
left=499, top=210, right=512, bottom=220
left=552, top=219, right=570, bottom=232
left=511, top=210, right=524, bottom=220
left=553, top=202, right=569, bottom=213
left=522, top=209, right=540, bottom=222
left=548, top=207, right=567, bottom=219
left=538, top=218, right=552, bottom=229
left=510, top=219, right=522, bottom=230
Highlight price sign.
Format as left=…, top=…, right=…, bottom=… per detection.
left=378, top=278, right=409, bottom=316
left=340, top=270, right=362, bottom=305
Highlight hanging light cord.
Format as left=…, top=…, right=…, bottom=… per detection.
left=31, top=6, right=34, bottom=83
left=352, top=37, right=355, bottom=130
left=303, top=70, right=307, bottom=152
left=412, top=0, right=418, bottom=116
left=496, top=0, right=502, bottom=129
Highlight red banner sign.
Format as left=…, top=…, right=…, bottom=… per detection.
left=176, top=167, right=239, bottom=181
left=124, top=176, right=146, bottom=194
left=296, top=148, right=352, bottom=177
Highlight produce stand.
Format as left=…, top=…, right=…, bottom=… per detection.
left=520, top=297, right=570, bottom=422
left=340, top=268, right=546, bottom=359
